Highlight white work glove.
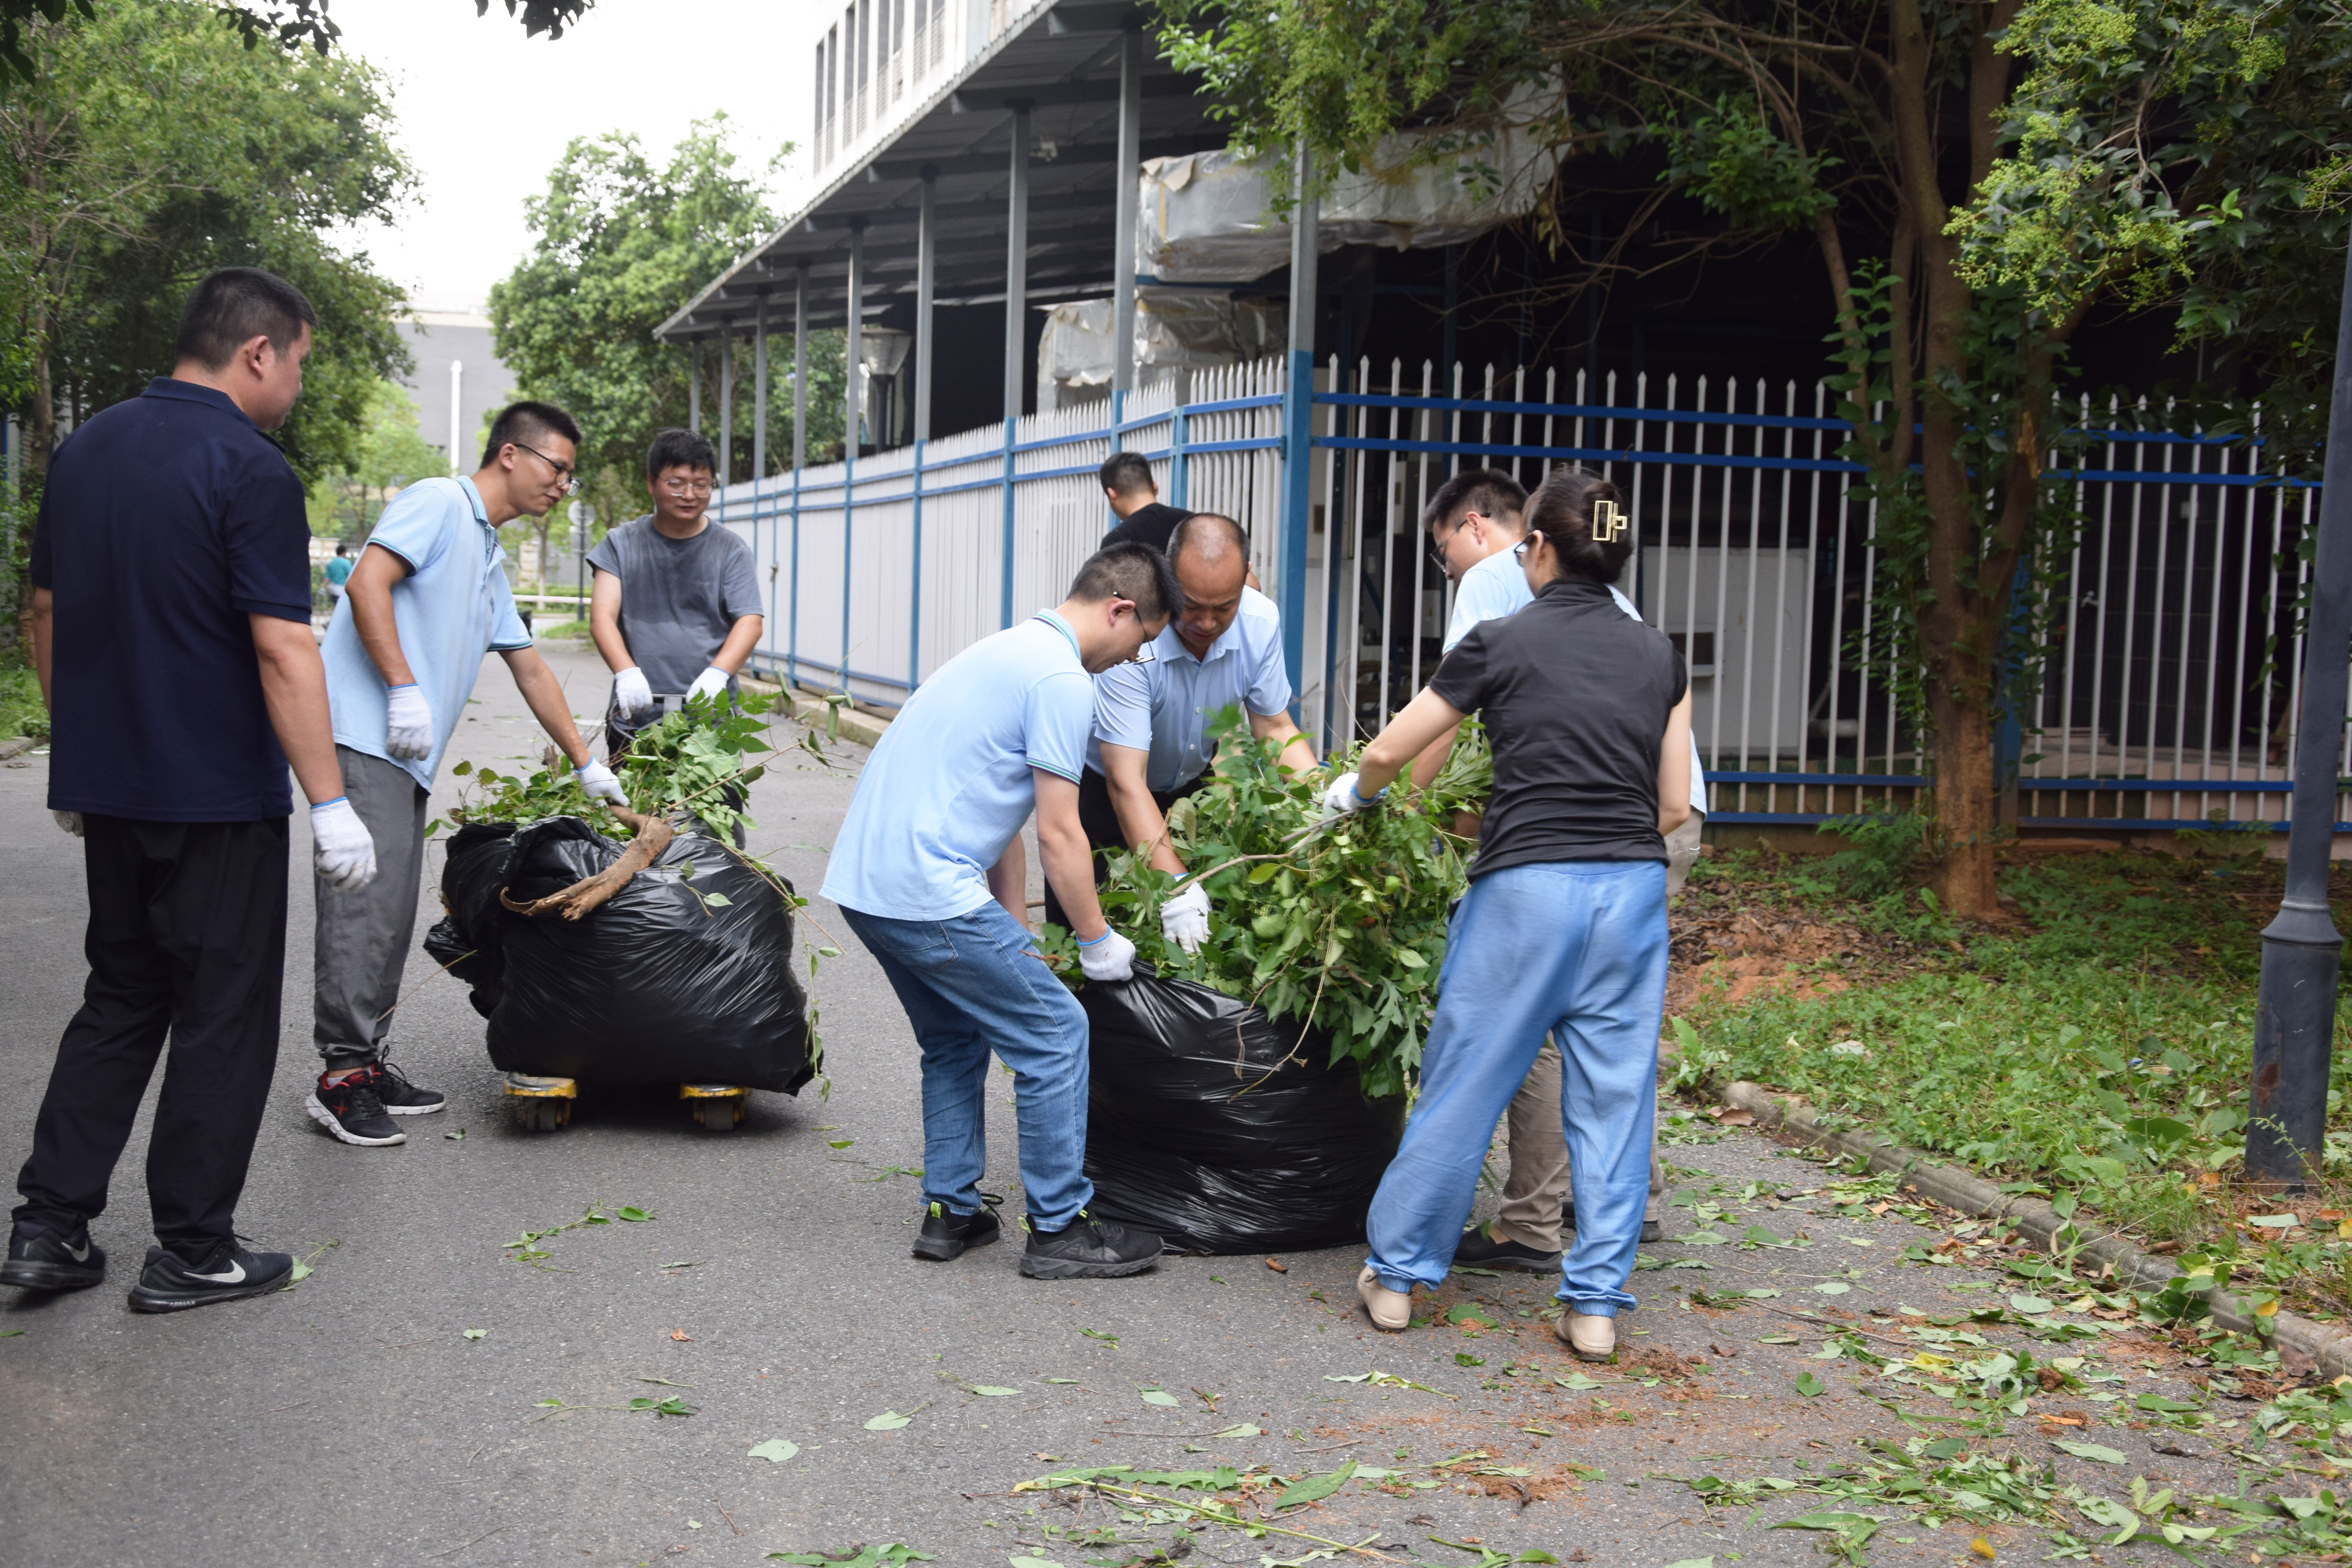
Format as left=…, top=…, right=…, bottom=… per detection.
left=1160, top=882, right=1211, bottom=953
left=685, top=665, right=731, bottom=704
left=52, top=810, right=83, bottom=838
left=612, top=666, right=654, bottom=720
left=1077, top=926, right=1137, bottom=982
left=383, top=683, right=434, bottom=760
left=309, top=796, right=378, bottom=892
left=1317, top=770, right=1379, bottom=822
left=574, top=755, right=628, bottom=804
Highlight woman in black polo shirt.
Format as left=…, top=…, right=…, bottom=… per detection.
left=1319, top=467, right=1693, bottom=1361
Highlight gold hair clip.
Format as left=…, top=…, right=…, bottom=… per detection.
left=1592, top=499, right=1628, bottom=543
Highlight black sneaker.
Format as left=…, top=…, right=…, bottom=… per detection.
left=1019, top=1211, right=1162, bottom=1279
left=368, top=1060, right=446, bottom=1116
left=1454, top=1223, right=1561, bottom=1272
left=1, top=1221, right=106, bottom=1291
left=305, top=1073, right=405, bottom=1146
left=127, top=1238, right=292, bottom=1313
left=911, top=1193, right=1004, bottom=1261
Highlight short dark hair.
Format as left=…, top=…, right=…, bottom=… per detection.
left=646, top=426, right=717, bottom=481
left=173, top=267, right=317, bottom=371
left=1525, top=467, right=1634, bottom=584
left=1167, top=511, right=1248, bottom=566
left=1423, top=468, right=1528, bottom=536
left=1068, top=540, right=1180, bottom=623
left=334, top=541, right=349, bottom=555
left=481, top=401, right=583, bottom=470
left=1100, top=451, right=1156, bottom=498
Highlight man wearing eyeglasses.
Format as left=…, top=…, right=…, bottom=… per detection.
left=306, top=400, right=626, bottom=1149
left=587, top=428, right=763, bottom=757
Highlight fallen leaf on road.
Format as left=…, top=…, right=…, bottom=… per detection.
left=1079, top=1328, right=1119, bottom=1346
left=671, top=1330, right=693, bottom=1341
left=969, top=1386, right=1018, bottom=1397
left=1274, top=1460, right=1356, bottom=1509
left=865, top=1409, right=914, bottom=1430
left=616, top=1206, right=653, bottom=1221
left=1265, top=1256, right=1287, bottom=1273
left=462, top=1328, right=487, bottom=1341
left=2053, top=1439, right=2127, bottom=1464
left=746, top=1439, right=798, bottom=1463
left=1969, top=1536, right=1995, bottom=1560
left=1793, top=1372, right=1826, bottom=1397
left=1139, top=1388, right=1181, bottom=1406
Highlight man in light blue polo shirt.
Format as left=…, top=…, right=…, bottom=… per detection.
left=1408, top=467, right=1704, bottom=1272
left=307, top=401, right=626, bottom=1149
left=1042, top=513, right=1316, bottom=948
left=825, top=542, right=1176, bottom=1281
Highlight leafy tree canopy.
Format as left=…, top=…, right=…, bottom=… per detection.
left=0, top=0, right=412, bottom=481
left=0, top=0, right=592, bottom=86
left=306, top=379, right=449, bottom=539
left=489, top=116, right=846, bottom=534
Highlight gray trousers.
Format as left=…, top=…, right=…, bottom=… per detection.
left=313, top=746, right=429, bottom=1067
left=1488, top=811, right=1701, bottom=1251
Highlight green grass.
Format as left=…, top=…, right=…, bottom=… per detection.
left=1675, top=837, right=2352, bottom=1315
left=0, top=657, right=46, bottom=742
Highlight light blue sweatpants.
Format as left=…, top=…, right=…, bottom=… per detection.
left=1364, top=858, right=1668, bottom=1316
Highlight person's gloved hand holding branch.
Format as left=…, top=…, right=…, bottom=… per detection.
left=685, top=666, right=731, bottom=705
left=611, top=666, right=653, bottom=721
left=573, top=755, right=627, bottom=805
left=1160, top=881, right=1211, bottom=952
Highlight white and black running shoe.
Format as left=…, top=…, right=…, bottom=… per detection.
left=1, top=1221, right=106, bottom=1291
left=305, top=1073, right=405, bottom=1146
left=369, top=1060, right=446, bottom=1115
left=127, top=1239, right=292, bottom=1313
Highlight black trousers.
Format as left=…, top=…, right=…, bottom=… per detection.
left=13, top=816, right=289, bottom=1258
left=1040, top=768, right=1206, bottom=931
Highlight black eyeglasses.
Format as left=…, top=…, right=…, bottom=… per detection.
left=1513, top=530, right=1544, bottom=561
left=512, top=441, right=580, bottom=495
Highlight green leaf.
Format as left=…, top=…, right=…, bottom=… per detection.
left=969, top=1386, right=1018, bottom=1397
left=1553, top=1371, right=1603, bottom=1390
left=1274, top=1461, right=1357, bottom=1509
left=747, top=1439, right=799, bottom=1463
left=1139, top=1388, right=1182, bottom=1407
left=1793, top=1372, right=1827, bottom=1397
left=2009, top=1294, right=2056, bottom=1314
left=1811, top=1281, right=1851, bottom=1295
left=1079, top=1327, right=1119, bottom=1345
left=1007, top=1557, right=1063, bottom=1568
left=866, top=1409, right=914, bottom=1430
left=462, top=1328, right=487, bottom=1341
left=2054, top=1440, right=2127, bottom=1463
left=615, top=1206, right=653, bottom=1222
left=2134, top=1393, right=2198, bottom=1412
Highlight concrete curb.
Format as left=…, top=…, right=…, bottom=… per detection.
left=737, top=675, right=892, bottom=750
left=0, top=735, right=37, bottom=761
left=1716, top=1078, right=2352, bottom=1380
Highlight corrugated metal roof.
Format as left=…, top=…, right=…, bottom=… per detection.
left=653, top=0, right=1227, bottom=340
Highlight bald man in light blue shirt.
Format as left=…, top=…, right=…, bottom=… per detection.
left=1059, top=513, right=1316, bottom=950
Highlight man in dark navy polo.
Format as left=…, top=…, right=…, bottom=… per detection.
left=2, top=267, right=378, bottom=1314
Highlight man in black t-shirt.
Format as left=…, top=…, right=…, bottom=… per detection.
left=1098, top=451, right=1190, bottom=553
left=6, top=269, right=379, bottom=1314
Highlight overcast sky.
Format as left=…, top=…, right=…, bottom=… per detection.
left=330, top=0, right=808, bottom=311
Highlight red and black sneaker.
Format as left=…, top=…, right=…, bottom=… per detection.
left=370, top=1059, right=446, bottom=1116
left=305, top=1071, right=405, bottom=1146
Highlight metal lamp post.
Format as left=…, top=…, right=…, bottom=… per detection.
left=2245, top=231, right=2352, bottom=1190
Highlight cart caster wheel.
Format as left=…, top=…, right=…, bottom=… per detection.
left=503, top=1071, right=576, bottom=1132
left=682, top=1084, right=747, bottom=1133
left=514, top=1097, right=570, bottom=1132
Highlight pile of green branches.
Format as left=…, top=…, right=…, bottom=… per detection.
left=1048, top=709, right=1487, bottom=1099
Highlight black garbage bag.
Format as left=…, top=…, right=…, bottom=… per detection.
left=1079, top=972, right=1404, bottom=1254
left=435, top=815, right=813, bottom=1093
left=425, top=822, right=522, bottom=1019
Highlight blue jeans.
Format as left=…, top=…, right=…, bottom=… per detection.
left=1364, top=860, right=1668, bottom=1316
left=841, top=902, right=1094, bottom=1230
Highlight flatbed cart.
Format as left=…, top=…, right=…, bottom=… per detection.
left=503, top=1072, right=750, bottom=1134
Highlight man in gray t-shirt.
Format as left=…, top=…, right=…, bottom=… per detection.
left=587, top=428, right=765, bottom=756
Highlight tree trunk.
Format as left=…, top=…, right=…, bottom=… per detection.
left=1929, top=669, right=2001, bottom=915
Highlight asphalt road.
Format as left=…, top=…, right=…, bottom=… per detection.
left=0, top=644, right=2237, bottom=1568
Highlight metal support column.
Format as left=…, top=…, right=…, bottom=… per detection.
left=753, top=291, right=769, bottom=479
left=2247, top=229, right=2352, bottom=1189
left=1000, top=102, right=1030, bottom=629
left=717, top=327, right=734, bottom=484
left=911, top=167, right=938, bottom=693
left=790, top=266, right=809, bottom=690
left=1280, top=149, right=1319, bottom=714
left=1108, top=29, right=1143, bottom=452
left=844, top=219, right=866, bottom=694
left=689, top=340, right=701, bottom=435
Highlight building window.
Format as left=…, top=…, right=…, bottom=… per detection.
left=853, top=0, right=868, bottom=138
left=813, top=37, right=828, bottom=167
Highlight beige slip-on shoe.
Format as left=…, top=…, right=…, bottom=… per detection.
left=1357, top=1266, right=1411, bottom=1332
left=1556, top=1310, right=1616, bottom=1361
